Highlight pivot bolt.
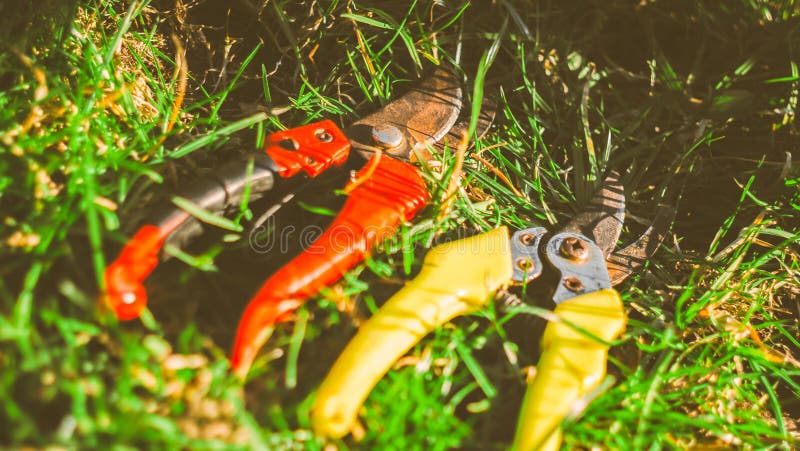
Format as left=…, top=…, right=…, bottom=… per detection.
left=315, top=129, right=334, bottom=143
left=560, top=237, right=589, bottom=261
left=371, top=124, right=405, bottom=149
left=563, top=276, right=584, bottom=292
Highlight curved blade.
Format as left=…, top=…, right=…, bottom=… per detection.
left=607, top=204, right=675, bottom=285
left=345, top=68, right=462, bottom=160
left=560, top=170, right=626, bottom=258
left=413, top=97, right=498, bottom=164
left=439, top=96, right=497, bottom=145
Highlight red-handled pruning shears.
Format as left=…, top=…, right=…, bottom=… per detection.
left=103, top=69, right=492, bottom=376
left=311, top=171, right=674, bottom=450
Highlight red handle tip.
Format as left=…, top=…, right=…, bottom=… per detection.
left=103, top=263, right=149, bottom=320
left=103, top=225, right=164, bottom=320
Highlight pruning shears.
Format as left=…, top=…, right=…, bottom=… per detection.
left=103, top=69, right=492, bottom=376
left=311, top=172, right=673, bottom=450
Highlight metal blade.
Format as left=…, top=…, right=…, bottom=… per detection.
left=560, top=170, right=626, bottom=258
left=606, top=204, right=675, bottom=285
left=438, top=97, right=497, bottom=146
left=345, top=68, right=463, bottom=161
left=413, top=97, right=497, bottom=163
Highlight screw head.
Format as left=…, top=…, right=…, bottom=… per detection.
left=560, top=237, right=589, bottom=261
left=563, top=276, right=584, bottom=292
left=516, top=257, right=535, bottom=272
left=315, top=129, right=333, bottom=143
left=519, top=233, right=536, bottom=246
left=371, top=124, right=405, bottom=149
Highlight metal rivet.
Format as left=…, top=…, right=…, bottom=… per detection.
left=371, top=124, right=405, bottom=149
left=519, top=233, right=536, bottom=246
left=560, top=237, right=589, bottom=261
left=563, top=276, right=584, bottom=292
left=516, top=257, right=534, bottom=272
left=315, top=129, right=333, bottom=143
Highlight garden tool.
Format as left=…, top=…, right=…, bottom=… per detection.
left=311, top=171, right=673, bottom=451
left=102, top=68, right=494, bottom=378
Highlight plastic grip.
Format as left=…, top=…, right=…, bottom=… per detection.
left=311, top=227, right=514, bottom=438
left=103, top=225, right=167, bottom=320
left=510, top=289, right=625, bottom=451
left=229, top=155, right=430, bottom=377
left=101, top=159, right=270, bottom=320
left=102, top=120, right=351, bottom=321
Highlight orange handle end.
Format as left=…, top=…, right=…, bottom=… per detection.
left=103, top=225, right=166, bottom=320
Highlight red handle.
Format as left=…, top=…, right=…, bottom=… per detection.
left=230, top=155, right=429, bottom=376
left=102, top=120, right=351, bottom=320
left=103, top=224, right=168, bottom=320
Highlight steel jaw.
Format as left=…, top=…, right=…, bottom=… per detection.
left=562, top=171, right=674, bottom=288
left=508, top=170, right=674, bottom=297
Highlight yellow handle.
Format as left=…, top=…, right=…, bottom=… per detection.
left=312, top=227, right=514, bottom=438
left=510, top=289, right=625, bottom=451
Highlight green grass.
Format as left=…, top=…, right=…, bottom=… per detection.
left=1, top=0, right=799, bottom=449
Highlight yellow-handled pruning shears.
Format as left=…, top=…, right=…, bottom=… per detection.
left=311, top=171, right=673, bottom=450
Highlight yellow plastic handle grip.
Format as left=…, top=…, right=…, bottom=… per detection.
left=312, top=227, right=514, bottom=438
left=510, top=288, right=625, bottom=451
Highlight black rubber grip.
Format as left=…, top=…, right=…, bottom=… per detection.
left=151, top=153, right=287, bottom=258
